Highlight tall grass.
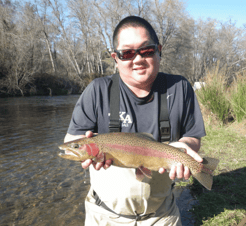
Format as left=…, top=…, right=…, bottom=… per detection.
left=196, top=66, right=231, bottom=123
left=230, top=75, right=246, bottom=122
left=196, top=65, right=246, bottom=123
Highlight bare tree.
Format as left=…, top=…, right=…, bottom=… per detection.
left=0, top=1, right=44, bottom=95
left=68, top=0, right=95, bottom=75
left=93, top=0, right=129, bottom=51
left=46, top=0, right=83, bottom=79
left=36, top=0, right=57, bottom=73
left=190, top=19, right=219, bottom=81
left=150, top=0, right=194, bottom=78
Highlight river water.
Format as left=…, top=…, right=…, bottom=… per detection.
left=0, top=95, right=197, bottom=226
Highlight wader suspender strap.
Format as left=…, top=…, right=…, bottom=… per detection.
left=93, top=190, right=155, bottom=221
left=109, top=74, right=121, bottom=132
left=159, top=75, right=171, bottom=142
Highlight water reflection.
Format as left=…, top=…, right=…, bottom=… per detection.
left=0, top=95, right=197, bottom=226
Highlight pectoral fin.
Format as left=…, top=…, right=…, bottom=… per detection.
left=92, top=151, right=105, bottom=162
left=136, top=166, right=152, bottom=181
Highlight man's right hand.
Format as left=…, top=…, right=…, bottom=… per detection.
left=64, top=131, right=113, bottom=170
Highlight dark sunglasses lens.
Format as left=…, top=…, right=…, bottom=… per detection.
left=139, top=46, right=156, bottom=57
left=117, top=45, right=157, bottom=60
left=119, top=50, right=136, bottom=60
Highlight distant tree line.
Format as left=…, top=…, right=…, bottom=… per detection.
left=0, top=0, right=246, bottom=96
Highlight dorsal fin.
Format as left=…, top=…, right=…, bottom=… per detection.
left=135, top=133, right=156, bottom=141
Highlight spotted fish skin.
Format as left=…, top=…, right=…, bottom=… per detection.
left=58, top=132, right=219, bottom=190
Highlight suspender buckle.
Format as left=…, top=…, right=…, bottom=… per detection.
left=109, top=120, right=121, bottom=132
left=160, top=121, right=171, bottom=142
left=135, top=212, right=156, bottom=221
left=93, top=190, right=103, bottom=206
left=135, top=212, right=141, bottom=221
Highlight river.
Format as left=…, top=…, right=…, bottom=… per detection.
left=0, top=95, right=197, bottom=226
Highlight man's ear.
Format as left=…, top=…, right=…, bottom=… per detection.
left=111, top=52, right=117, bottom=63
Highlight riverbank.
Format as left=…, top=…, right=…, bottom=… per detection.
left=0, top=72, right=103, bottom=98
left=178, top=103, right=246, bottom=225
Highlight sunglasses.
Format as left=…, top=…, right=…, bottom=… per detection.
left=115, top=44, right=158, bottom=61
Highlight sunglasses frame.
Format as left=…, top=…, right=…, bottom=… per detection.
left=115, top=44, right=158, bottom=61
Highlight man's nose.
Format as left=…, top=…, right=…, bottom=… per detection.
left=133, top=52, right=144, bottom=62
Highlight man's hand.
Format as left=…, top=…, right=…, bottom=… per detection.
left=158, top=138, right=203, bottom=180
left=64, top=131, right=113, bottom=171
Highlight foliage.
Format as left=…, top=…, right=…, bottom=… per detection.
left=197, top=63, right=246, bottom=123
left=230, top=75, right=246, bottom=122
left=196, top=66, right=231, bottom=123
left=202, top=209, right=246, bottom=226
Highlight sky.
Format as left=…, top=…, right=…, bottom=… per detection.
left=186, top=0, right=246, bottom=27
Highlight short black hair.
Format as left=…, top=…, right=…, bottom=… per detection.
left=113, top=16, right=159, bottom=50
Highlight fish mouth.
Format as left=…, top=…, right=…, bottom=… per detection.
left=58, top=145, right=68, bottom=152
left=59, top=146, right=77, bottom=156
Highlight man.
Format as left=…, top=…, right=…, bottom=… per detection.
left=64, top=16, right=205, bottom=225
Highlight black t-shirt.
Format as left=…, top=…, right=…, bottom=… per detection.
left=67, top=73, right=206, bottom=141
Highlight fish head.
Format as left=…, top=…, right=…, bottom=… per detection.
left=58, top=138, right=101, bottom=162
left=58, top=139, right=93, bottom=161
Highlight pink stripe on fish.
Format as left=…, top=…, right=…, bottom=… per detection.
left=86, top=143, right=99, bottom=157
left=105, top=144, right=179, bottom=160
left=202, top=166, right=213, bottom=174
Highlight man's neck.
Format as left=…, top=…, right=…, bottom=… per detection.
left=125, top=84, right=152, bottom=98
left=119, top=75, right=157, bottom=98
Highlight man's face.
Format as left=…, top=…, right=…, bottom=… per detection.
left=111, top=27, right=162, bottom=92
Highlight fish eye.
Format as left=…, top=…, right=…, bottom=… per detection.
left=72, top=143, right=80, bottom=148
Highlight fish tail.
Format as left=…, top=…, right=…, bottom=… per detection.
left=192, top=157, right=219, bottom=190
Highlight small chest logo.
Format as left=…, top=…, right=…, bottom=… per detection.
left=108, top=112, right=132, bottom=127
left=119, top=112, right=132, bottom=127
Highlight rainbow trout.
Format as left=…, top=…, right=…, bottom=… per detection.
left=58, top=132, right=219, bottom=190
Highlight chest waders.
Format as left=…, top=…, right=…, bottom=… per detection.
left=93, top=73, right=171, bottom=221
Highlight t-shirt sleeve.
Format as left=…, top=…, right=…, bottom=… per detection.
left=67, top=81, right=98, bottom=135
left=167, top=74, right=206, bottom=141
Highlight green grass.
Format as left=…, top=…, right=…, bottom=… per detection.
left=201, top=209, right=246, bottom=226
left=230, top=76, right=246, bottom=122
left=178, top=64, right=246, bottom=225
left=188, top=123, right=246, bottom=226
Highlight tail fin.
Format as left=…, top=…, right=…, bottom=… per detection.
left=192, top=157, right=219, bottom=190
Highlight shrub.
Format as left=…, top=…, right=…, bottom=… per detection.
left=196, top=66, right=231, bottom=123
left=230, top=75, right=246, bottom=122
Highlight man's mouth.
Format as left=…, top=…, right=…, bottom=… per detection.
left=133, top=66, right=147, bottom=71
